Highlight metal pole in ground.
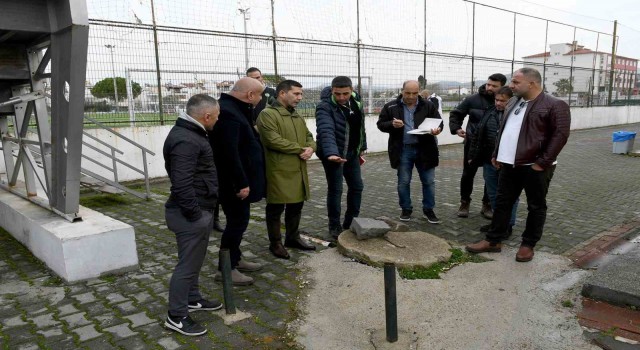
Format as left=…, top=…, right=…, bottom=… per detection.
left=384, top=263, right=398, bottom=343
left=220, top=249, right=236, bottom=314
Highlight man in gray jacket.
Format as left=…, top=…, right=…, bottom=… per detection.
left=163, top=94, right=222, bottom=336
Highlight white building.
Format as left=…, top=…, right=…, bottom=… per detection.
left=522, top=42, right=638, bottom=99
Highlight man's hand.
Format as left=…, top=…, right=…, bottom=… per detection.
left=456, top=129, right=466, bottom=138
left=491, top=157, right=501, bottom=170
left=531, top=163, right=544, bottom=171
left=327, top=155, right=347, bottom=163
left=236, top=187, right=250, bottom=200
left=431, top=127, right=442, bottom=136
left=392, top=118, right=404, bottom=128
left=299, top=147, right=314, bottom=160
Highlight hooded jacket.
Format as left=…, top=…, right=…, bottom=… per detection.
left=315, top=86, right=367, bottom=160
left=163, top=117, right=218, bottom=221
left=449, top=84, right=495, bottom=138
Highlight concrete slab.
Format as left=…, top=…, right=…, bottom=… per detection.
left=350, top=217, right=390, bottom=240
left=582, top=241, right=640, bottom=308
left=337, top=230, right=451, bottom=268
left=0, top=191, right=138, bottom=282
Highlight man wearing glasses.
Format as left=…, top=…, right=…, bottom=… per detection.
left=465, top=68, right=571, bottom=262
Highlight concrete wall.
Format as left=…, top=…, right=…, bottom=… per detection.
left=83, top=105, right=640, bottom=181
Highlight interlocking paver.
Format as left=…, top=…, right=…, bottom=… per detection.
left=124, top=312, right=155, bottom=328
left=72, top=324, right=101, bottom=342
left=0, top=123, right=638, bottom=348
left=60, top=312, right=91, bottom=328
left=104, top=323, right=137, bottom=339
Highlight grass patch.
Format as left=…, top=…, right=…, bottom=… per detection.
left=100, top=275, right=118, bottom=284
left=398, top=248, right=491, bottom=280
left=561, top=300, right=574, bottom=308
left=42, top=275, right=64, bottom=287
left=79, top=193, right=138, bottom=208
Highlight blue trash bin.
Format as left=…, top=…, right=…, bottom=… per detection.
left=612, top=131, right=636, bottom=154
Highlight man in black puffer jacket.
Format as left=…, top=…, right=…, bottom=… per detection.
left=449, top=73, right=507, bottom=219
left=163, top=94, right=222, bottom=336
left=315, top=76, right=367, bottom=240
left=377, top=80, right=443, bottom=224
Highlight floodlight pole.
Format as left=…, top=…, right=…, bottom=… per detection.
left=239, top=8, right=250, bottom=70
left=105, top=44, right=119, bottom=112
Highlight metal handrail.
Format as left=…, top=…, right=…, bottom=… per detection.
left=80, top=115, right=156, bottom=200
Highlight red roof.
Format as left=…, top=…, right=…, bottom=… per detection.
left=523, top=52, right=550, bottom=59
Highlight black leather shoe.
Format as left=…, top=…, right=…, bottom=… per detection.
left=269, top=242, right=290, bottom=259
left=285, top=237, right=316, bottom=251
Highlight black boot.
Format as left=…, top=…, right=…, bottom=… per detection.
left=267, top=219, right=290, bottom=259
left=284, top=209, right=315, bottom=251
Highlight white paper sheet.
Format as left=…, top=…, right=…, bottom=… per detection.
left=407, top=118, right=441, bottom=135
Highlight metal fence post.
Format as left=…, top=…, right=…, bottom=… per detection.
left=220, top=249, right=236, bottom=314
left=384, top=263, right=398, bottom=343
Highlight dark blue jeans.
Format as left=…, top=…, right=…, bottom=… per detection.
left=321, top=150, right=364, bottom=230
left=483, top=162, right=518, bottom=226
left=397, top=144, right=435, bottom=211
left=487, top=164, right=555, bottom=247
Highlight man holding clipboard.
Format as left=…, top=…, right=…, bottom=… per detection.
left=377, top=80, right=443, bottom=223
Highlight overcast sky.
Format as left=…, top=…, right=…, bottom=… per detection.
left=84, top=0, right=640, bottom=88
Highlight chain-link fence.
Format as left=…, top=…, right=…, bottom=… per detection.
left=83, top=0, right=639, bottom=126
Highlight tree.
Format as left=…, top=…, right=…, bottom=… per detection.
left=261, top=74, right=286, bottom=86
left=91, top=77, right=142, bottom=100
left=553, top=78, right=573, bottom=96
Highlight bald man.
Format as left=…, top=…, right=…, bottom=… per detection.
left=210, top=77, right=266, bottom=286
left=377, top=80, right=443, bottom=223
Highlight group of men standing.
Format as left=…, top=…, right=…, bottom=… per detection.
left=161, top=66, right=570, bottom=336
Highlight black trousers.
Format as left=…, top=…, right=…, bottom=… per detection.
left=487, top=164, right=555, bottom=247
left=166, top=207, right=213, bottom=317
left=219, top=197, right=250, bottom=269
left=461, top=140, right=489, bottom=203
left=265, top=202, right=304, bottom=241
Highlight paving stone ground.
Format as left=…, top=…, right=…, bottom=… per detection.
left=0, top=123, right=638, bottom=349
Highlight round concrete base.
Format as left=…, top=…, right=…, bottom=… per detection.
left=337, top=230, right=452, bottom=268
left=369, top=328, right=419, bottom=349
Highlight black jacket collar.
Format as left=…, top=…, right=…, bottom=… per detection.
left=175, top=118, right=207, bottom=137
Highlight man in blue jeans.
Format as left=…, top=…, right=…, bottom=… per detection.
left=377, top=80, right=443, bottom=223
left=316, top=76, right=367, bottom=240
left=467, top=86, right=519, bottom=234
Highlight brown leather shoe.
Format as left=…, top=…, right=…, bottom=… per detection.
left=465, top=240, right=502, bottom=253
left=516, top=245, right=534, bottom=262
left=457, top=200, right=470, bottom=218
left=269, top=242, right=290, bottom=260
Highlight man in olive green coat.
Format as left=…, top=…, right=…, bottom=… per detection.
left=257, top=80, right=317, bottom=259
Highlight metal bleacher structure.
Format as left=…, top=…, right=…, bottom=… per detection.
left=0, top=0, right=153, bottom=223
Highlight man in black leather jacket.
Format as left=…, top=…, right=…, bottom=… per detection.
left=466, top=68, right=571, bottom=262
left=449, top=73, right=506, bottom=219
